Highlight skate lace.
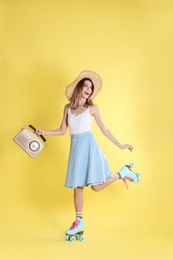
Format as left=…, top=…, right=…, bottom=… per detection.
left=70, top=220, right=80, bottom=230
left=122, top=177, right=134, bottom=189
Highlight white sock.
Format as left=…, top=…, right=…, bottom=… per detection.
left=76, top=212, right=83, bottom=218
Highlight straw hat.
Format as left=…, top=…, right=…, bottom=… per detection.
left=65, top=70, right=102, bottom=99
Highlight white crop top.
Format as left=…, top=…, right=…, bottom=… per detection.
left=68, top=107, right=93, bottom=135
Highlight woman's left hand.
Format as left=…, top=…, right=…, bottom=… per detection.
left=121, top=144, right=134, bottom=152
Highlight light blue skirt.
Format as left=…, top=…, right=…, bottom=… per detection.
left=65, top=131, right=113, bottom=188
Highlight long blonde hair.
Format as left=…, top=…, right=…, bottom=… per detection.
left=69, top=78, right=94, bottom=108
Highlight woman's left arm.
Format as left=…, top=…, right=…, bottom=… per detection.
left=91, top=105, right=134, bottom=152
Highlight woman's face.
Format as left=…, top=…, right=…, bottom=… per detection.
left=81, top=80, right=93, bottom=99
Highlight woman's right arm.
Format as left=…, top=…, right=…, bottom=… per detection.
left=35, top=104, right=69, bottom=136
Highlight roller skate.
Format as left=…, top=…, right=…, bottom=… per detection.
left=118, top=162, right=141, bottom=189
left=65, top=217, right=84, bottom=242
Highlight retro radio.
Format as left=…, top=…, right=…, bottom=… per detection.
left=13, top=124, right=47, bottom=158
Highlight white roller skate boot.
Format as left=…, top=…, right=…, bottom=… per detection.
left=118, top=162, right=141, bottom=189
left=65, top=217, right=84, bottom=242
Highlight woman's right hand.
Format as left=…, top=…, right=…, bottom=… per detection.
left=35, top=129, right=43, bottom=136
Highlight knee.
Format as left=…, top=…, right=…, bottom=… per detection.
left=74, top=187, right=83, bottom=195
left=91, top=186, right=100, bottom=192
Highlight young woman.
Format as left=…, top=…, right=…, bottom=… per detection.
left=36, top=70, right=140, bottom=241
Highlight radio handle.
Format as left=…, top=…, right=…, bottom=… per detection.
left=28, top=124, right=46, bottom=142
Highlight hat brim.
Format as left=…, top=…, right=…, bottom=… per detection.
left=65, top=70, right=102, bottom=100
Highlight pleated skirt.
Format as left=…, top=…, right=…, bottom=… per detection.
left=65, top=131, right=113, bottom=188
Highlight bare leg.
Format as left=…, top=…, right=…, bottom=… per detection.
left=91, top=173, right=120, bottom=192
left=74, top=187, right=84, bottom=213
left=65, top=188, right=84, bottom=236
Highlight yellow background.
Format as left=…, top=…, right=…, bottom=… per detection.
left=0, top=0, right=173, bottom=259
